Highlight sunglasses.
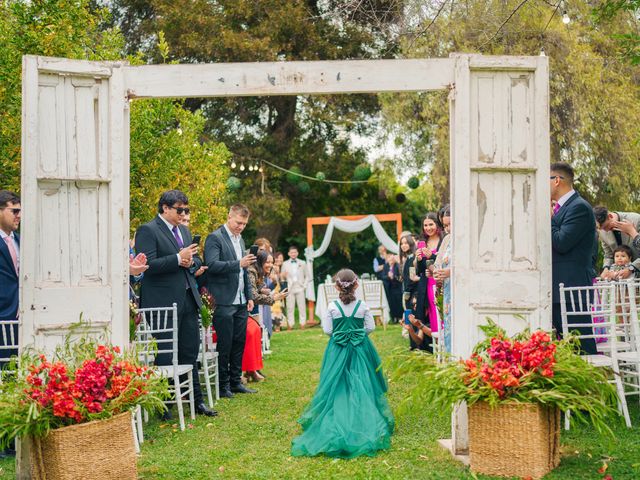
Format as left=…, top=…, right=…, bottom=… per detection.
left=168, top=206, right=190, bottom=215
left=1, top=207, right=21, bottom=215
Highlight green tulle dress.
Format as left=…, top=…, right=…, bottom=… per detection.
left=291, top=300, right=395, bottom=459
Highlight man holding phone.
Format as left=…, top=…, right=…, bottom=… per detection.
left=204, top=204, right=256, bottom=397
left=135, top=190, right=217, bottom=417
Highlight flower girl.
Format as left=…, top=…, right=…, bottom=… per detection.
left=291, top=269, right=394, bottom=458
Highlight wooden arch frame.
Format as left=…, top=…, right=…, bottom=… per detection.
left=305, top=213, right=403, bottom=317
left=306, top=213, right=403, bottom=248
left=20, top=54, right=551, bottom=466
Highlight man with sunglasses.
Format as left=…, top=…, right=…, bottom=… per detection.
left=0, top=190, right=21, bottom=365
left=135, top=190, right=217, bottom=417
left=0, top=190, right=20, bottom=458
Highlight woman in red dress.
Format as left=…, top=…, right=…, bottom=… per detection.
left=244, top=250, right=289, bottom=381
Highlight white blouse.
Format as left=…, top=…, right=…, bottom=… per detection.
left=321, top=300, right=375, bottom=336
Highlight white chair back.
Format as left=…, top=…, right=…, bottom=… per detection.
left=625, top=279, right=640, bottom=352
left=324, top=283, right=340, bottom=303
left=134, top=304, right=179, bottom=367
left=559, top=282, right=617, bottom=354
left=362, top=281, right=382, bottom=307
left=0, top=319, right=19, bottom=365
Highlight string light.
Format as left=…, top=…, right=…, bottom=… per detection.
left=248, top=165, right=254, bottom=172
left=230, top=161, right=236, bottom=169
left=539, top=47, right=546, bottom=57
left=562, top=11, right=570, bottom=24
left=239, top=163, right=246, bottom=171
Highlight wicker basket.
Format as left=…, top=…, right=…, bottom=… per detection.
left=30, top=411, right=137, bottom=480
left=468, top=402, right=560, bottom=479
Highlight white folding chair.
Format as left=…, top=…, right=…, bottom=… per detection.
left=135, top=304, right=195, bottom=431
left=617, top=280, right=640, bottom=404
left=0, top=318, right=19, bottom=384
left=559, top=282, right=631, bottom=428
left=595, top=280, right=633, bottom=354
left=363, top=281, right=386, bottom=329
left=324, top=283, right=339, bottom=304
left=198, top=323, right=219, bottom=409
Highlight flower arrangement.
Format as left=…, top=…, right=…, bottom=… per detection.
left=391, top=320, right=620, bottom=435
left=0, top=334, right=168, bottom=448
left=200, top=287, right=215, bottom=329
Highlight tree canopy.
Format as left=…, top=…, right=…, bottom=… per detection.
left=380, top=0, right=640, bottom=211
left=0, top=0, right=231, bottom=237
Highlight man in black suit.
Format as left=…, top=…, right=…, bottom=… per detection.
left=0, top=190, right=20, bottom=459
left=550, top=163, right=597, bottom=354
left=205, top=204, right=256, bottom=398
left=135, top=190, right=217, bottom=416
left=0, top=190, right=21, bottom=370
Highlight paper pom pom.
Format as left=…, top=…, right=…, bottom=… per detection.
left=353, top=164, right=372, bottom=181
left=286, top=166, right=302, bottom=184
left=315, top=171, right=326, bottom=181
left=226, top=176, right=242, bottom=191
left=297, top=181, right=311, bottom=194
left=407, top=176, right=420, bottom=189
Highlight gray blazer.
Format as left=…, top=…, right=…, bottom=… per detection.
left=598, top=211, right=640, bottom=271
left=204, top=225, right=252, bottom=306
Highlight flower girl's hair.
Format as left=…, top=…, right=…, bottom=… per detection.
left=333, top=269, right=358, bottom=304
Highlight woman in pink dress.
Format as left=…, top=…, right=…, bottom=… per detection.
left=413, top=212, right=443, bottom=353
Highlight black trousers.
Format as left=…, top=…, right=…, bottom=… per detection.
left=213, top=304, right=248, bottom=389
left=552, top=302, right=597, bottom=355
left=154, top=291, right=203, bottom=404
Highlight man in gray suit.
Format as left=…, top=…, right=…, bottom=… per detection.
left=204, top=204, right=256, bottom=398
left=593, top=206, right=640, bottom=280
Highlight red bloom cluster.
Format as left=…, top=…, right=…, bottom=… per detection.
left=24, top=345, right=151, bottom=423
left=463, top=330, right=557, bottom=398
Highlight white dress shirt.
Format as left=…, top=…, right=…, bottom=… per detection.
left=158, top=214, right=183, bottom=265
left=0, top=229, right=19, bottom=272
left=556, top=189, right=576, bottom=209
left=322, top=300, right=375, bottom=336
left=223, top=223, right=245, bottom=305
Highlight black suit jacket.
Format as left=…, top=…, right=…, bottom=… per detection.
left=0, top=233, right=19, bottom=320
left=135, top=216, right=202, bottom=310
left=204, top=226, right=252, bottom=306
left=551, top=192, right=596, bottom=303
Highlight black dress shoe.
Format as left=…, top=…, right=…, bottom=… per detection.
left=219, top=388, right=234, bottom=398
left=230, top=384, right=257, bottom=394
left=196, top=403, right=218, bottom=417
left=160, top=408, right=173, bottom=421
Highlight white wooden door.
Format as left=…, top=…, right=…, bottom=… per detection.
left=449, top=54, right=551, bottom=452
left=20, top=56, right=130, bottom=353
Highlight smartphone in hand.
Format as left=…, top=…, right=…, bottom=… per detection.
left=192, top=234, right=201, bottom=245
left=249, top=244, right=259, bottom=256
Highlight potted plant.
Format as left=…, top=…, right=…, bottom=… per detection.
left=391, top=320, right=619, bottom=479
left=0, top=334, right=168, bottom=479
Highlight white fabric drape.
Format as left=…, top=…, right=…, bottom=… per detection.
left=304, top=215, right=399, bottom=301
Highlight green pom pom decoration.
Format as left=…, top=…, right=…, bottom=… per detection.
left=297, top=181, right=311, bottom=194
left=407, top=176, right=420, bottom=189
left=353, top=164, right=372, bottom=181
left=286, top=166, right=302, bottom=184
left=315, top=171, right=326, bottom=181
left=226, top=176, right=242, bottom=191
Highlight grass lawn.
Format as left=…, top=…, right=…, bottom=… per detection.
left=1, top=324, right=639, bottom=479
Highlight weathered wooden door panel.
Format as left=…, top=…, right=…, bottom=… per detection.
left=20, top=56, right=129, bottom=353
left=450, top=54, right=550, bottom=453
